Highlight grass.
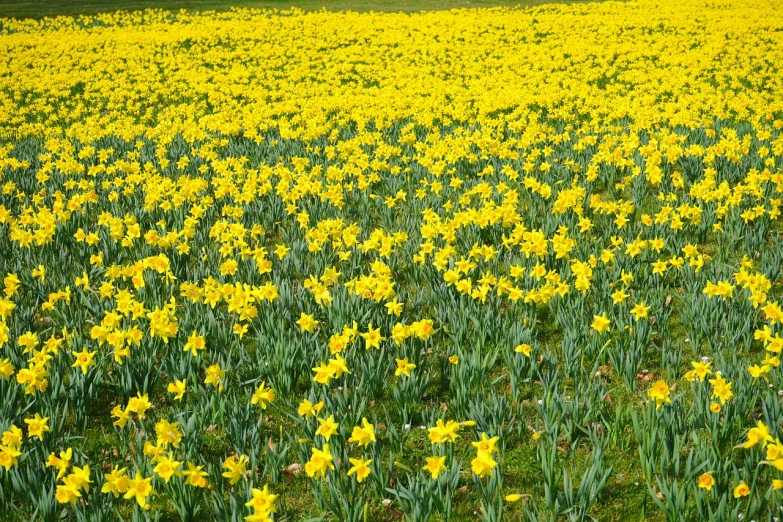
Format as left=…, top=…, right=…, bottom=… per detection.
left=0, top=0, right=583, bottom=19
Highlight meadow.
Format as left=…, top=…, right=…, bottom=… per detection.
left=0, top=0, right=783, bottom=520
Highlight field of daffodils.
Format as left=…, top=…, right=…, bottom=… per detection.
left=1, top=0, right=783, bottom=520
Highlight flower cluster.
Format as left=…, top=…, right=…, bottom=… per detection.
left=0, top=0, right=782, bottom=520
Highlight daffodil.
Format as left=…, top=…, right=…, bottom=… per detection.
left=167, top=379, right=187, bottom=401
left=348, top=418, right=376, bottom=447
left=124, top=472, right=155, bottom=509
left=647, top=380, right=671, bottom=409
left=251, top=381, right=275, bottom=409
left=698, top=472, right=715, bottom=492
left=102, top=466, right=130, bottom=498
left=315, top=415, right=339, bottom=441
left=24, top=413, right=50, bottom=440
left=423, top=455, right=447, bottom=479
left=591, top=313, right=611, bottom=334
left=71, top=349, right=97, bottom=374
left=395, top=357, right=416, bottom=377
left=347, top=457, right=372, bottom=483
left=305, top=444, right=335, bottom=479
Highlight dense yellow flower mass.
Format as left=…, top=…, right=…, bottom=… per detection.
left=0, top=0, right=783, bottom=519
